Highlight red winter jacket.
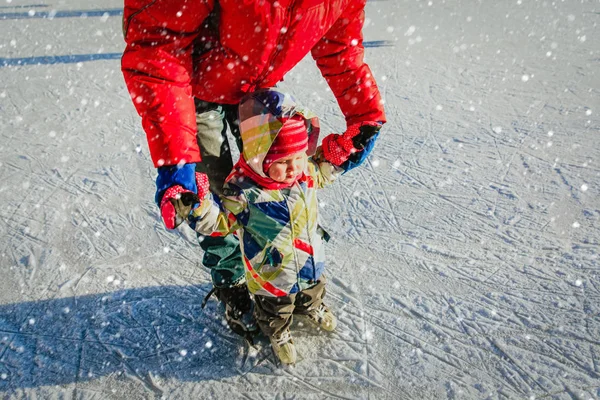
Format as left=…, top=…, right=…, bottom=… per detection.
left=122, top=0, right=386, bottom=168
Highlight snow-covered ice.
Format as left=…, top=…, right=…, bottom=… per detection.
left=0, top=0, right=598, bottom=399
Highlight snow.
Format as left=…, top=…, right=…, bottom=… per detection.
left=0, top=0, right=599, bottom=399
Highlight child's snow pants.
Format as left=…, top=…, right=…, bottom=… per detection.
left=254, top=277, right=327, bottom=337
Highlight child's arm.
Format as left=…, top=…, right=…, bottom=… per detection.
left=187, top=189, right=245, bottom=236
left=308, top=147, right=346, bottom=189
left=309, top=123, right=380, bottom=188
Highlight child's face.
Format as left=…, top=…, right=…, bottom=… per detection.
left=266, top=151, right=307, bottom=184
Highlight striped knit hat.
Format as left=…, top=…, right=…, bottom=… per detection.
left=263, top=116, right=308, bottom=173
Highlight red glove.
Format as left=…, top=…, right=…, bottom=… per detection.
left=321, top=121, right=382, bottom=167
left=160, top=172, right=210, bottom=230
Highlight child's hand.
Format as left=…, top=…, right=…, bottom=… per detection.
left=321, top=121, right=382, bottom=170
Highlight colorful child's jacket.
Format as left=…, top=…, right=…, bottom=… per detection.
left=189, top=90, right=342, bottom=297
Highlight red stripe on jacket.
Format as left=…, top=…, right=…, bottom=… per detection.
left=293, top=238, right=314, bottom=256
left=243, top=256, right=288, bottom=297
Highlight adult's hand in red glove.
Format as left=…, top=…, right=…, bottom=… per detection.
left=160, top=172, right=210, bottom=229
left=321, top=121, right=382, bottom=170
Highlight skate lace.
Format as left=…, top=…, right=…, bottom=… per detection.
left=275, top=329, right=293, bottom=346
left=312, top=304, right=327, bottom=322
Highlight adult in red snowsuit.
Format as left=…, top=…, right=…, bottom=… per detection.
left=121, top=0, right=386, bottom=335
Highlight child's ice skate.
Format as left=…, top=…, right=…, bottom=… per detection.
left=203, top=284, right=258, bottom=338
left=306, top=303, right=337, bottom=332
left=269, top=328, right=297, bottom=365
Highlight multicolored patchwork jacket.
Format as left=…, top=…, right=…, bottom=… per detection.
left=189, top=90, right=342, bottom=297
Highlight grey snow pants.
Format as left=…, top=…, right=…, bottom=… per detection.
left=254, top=277, right=327, bottom=337
left=194, top=99, right=245, bottom=288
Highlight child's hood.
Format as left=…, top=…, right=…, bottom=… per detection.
left=237, top=89, right=320, bottom=178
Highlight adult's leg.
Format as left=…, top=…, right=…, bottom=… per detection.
left=223, top=104, right=243, bottom=153
left=194, top=99, right=245, bottom=288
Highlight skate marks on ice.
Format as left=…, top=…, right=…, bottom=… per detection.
left=309, top=19, right=600, bottom=395
left=0, top=0, right=598, bottom=398
left=319, top=111, right=600, bottom=398
left=1, top=255, right=593, bottom=399
left=0, top=284, right=252, bottom=397
left=226, top=307, right=397, bottom=399
left=323, top=239, right=600, bottom=399
left=0, top=4, right=125, bottom=69
left=0, top=280, right=391, bottom=399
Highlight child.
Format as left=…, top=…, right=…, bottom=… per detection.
left=179, top=89, right=378, bottom=364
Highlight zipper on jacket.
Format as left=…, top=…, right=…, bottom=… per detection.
left=255, top=0, right=298, bottom=87
left=297, top=182, right=317, bottom=283
left=282, top=192, right=301, bottom=284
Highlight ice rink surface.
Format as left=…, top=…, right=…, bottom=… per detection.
left=0, top=0, right=598, bottom=398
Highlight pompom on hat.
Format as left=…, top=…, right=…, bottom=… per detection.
left=263, top=116, right=308, bottom=173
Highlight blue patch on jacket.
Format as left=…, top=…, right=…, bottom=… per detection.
left=235, top=208, right=250, bottom=226
left=290, top=283, right=299, bottom=294
left=251, top=200, right=290, bottom=226
left=266, top=247, right=283, bottom=265
left=242, top=231, right=263, bottom=260
left=298, top=257, right=325, bottom=283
